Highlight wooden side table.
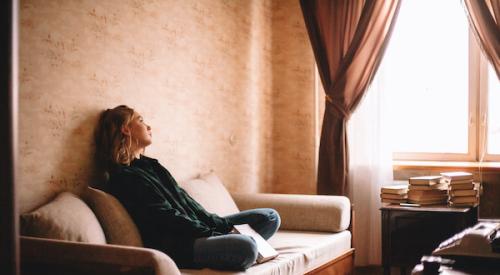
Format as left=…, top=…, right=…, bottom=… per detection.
left=380, top=204, right=478, bottom=275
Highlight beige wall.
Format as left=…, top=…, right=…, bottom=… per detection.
left=19, top=0, right=317, bottom=213
left=271, top=0, right=317, bottom=194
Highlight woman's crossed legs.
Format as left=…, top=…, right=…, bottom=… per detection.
left=192, top=208, right=281, bottom=270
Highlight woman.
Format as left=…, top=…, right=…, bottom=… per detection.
left=94, top=105, right=280, bottom=270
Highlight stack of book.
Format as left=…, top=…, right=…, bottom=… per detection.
left=380, top=184, right=408, bottom=204
left=407, top=175, right=448, bottom=205
left=441, top=172, right=479, bottom=207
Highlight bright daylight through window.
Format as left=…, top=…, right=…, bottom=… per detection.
left=382, top=0, right=499, bottom=161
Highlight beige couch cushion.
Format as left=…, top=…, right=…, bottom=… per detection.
left=180, top=230, right=352, bottom=275
left=83, top=187, right=143, bottom=247
left=20, top=192, right=106, bottom=244
left=180, top=172, right=239, bottom=216
left=233, top=193, right=351, bottom=232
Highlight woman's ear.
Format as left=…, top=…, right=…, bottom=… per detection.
left=121, top=125, right=131, bottom=137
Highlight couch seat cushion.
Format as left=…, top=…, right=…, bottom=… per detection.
left=20, top=192, right=106, bottom=244
left=179, top=230, right=351, bottom=275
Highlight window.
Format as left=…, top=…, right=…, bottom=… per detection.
left=382, top=0, right=499, bottom=162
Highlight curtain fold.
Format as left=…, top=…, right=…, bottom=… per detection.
left=300, top=0, right=401, bottom=195
left=463, top=0, right=500, bottom=79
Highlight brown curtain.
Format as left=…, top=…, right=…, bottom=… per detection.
left=463, top=0, right=500, bottom=79
left=300, top=0, right=401, bottom=195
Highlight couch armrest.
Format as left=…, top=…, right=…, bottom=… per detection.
left=231, top=193, right=350, bottom=233
left=21, top=236, right=180, bottom=275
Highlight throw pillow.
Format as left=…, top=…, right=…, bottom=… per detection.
left=20, top=191, right=106, bottom=244
left=180, top=172, right=240, bottom=216
left=83, top=187, right=143, bottom=247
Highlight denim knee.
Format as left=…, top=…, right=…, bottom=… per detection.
left=269, top=208, right=281, bottom=228
left=235, top=235, right=258, bottom=270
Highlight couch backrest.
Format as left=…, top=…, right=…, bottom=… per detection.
left=83, top=187, right=144, bottom=247
left=180, top=172, right=240, bottom=217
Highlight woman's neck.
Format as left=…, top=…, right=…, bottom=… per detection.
left=131, top=147, right=144, bottom=160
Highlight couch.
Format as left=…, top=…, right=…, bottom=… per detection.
left=20, top=172, right=354, bottom=275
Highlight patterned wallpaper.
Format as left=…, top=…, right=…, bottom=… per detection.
left=19, top=0, right=317, bottom=213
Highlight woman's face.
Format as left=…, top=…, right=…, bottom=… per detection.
left=127, top=112, right=152, bottom=148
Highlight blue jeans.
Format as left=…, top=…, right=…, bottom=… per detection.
left=192, top=208, right=281, bottom=270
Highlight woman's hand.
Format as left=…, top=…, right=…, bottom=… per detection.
left=229, top=227, right=238, bottom=234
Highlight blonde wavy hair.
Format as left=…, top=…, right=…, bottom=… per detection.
left=94, top=105, right=136, bottom=177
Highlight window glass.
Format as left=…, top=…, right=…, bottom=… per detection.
left=384, top=0, right=469, bottom=154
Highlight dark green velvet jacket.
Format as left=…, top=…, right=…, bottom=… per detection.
left=107, top=155, right=233, bottom=267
